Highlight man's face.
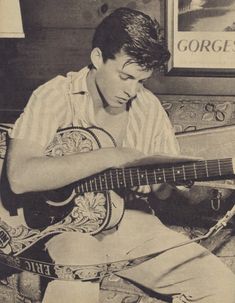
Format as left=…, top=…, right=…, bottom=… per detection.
left=94, top=51, right=153, bottom=108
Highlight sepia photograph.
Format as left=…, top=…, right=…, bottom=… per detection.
left=0, top=1, right=235, bottom=303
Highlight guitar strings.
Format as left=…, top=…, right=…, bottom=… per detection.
left=77, top=159, right=234, bottom=192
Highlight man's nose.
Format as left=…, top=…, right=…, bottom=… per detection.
left=124, top=82, right=140, bottom=99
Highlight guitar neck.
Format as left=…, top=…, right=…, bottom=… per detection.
left=77, top=158, right=235, bottom=193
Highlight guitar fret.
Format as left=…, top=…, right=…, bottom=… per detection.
left=137, top=168, right=141, bottom=186
left=122, top=169, right=126, bottom=187
left=116, top=169, right=120, bottom=188
left=145, top=170, right=149, bottom=185
left=172, top=166, right=176, bottom=182
left=80, top=183, right=85, bottom=193
left=89, top=179, right=94, bottom=192
left=76, top=184, right=81, bottom=194
left=162, top=168, right=166, bottom=182
left=94, top=177, right=98, bottom=191
left=205, top=160, right=209, bottom=177
left=218, top=159, right=222, bottom=176
left=104, top=173, right=108, bottom=189
left=109, top=170, right=114, bottom=189
left=193, top=163, right=197, bottom=179
left=153, top=170, right=158, bottom=184
left=162, top=167, right=173, bottom=182
left=85, top=181, right=89, bottom=192
left=99, top=175, right=103, bottom=190
left=182, top=165, right=186, bottom=180
left=129, top=169, right=134, bottom=187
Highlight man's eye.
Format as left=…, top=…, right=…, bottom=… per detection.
left=119, top=74, right=130, bottom=80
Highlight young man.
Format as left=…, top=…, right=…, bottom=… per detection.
left=7, top=7, right=235, bottom=303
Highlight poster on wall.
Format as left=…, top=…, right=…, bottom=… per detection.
left=166, top=0, right=235, bottom=76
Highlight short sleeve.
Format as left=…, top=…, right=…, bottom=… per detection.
left=10, top=75, right=70, bottom=148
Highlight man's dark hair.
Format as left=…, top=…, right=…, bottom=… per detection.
left=92, top=7, right=170, bottom=70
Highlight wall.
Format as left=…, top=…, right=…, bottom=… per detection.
left=0, top=0, right=160, bottom=121
left=0, top=0, right=235, bottom=122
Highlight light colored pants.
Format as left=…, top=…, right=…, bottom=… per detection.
left=42, top=210, right=235, bottom=303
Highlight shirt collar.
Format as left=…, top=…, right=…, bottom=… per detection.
left=69, top=66, right=90, bottom=94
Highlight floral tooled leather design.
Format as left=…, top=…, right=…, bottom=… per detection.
left=0, top=128, right=7, bottom=159
left=71, top=192, right=107, bottom=233
left=45, top=128, right=93, bottom=156
left=0, top=192, right=108, bottom=255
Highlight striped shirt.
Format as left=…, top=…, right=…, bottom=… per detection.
left=10, top=66, right=180, bottom=156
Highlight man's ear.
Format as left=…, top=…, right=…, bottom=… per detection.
left=90, top=48, right=104, bottom=69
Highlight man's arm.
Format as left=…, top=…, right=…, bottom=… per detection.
left=7, top=138, right=143, bottom=194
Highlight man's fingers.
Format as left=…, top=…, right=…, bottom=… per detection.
left=132, top=185, right=151, bottom=194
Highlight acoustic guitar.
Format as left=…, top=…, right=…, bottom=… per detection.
left=1, top=126, right=235, bottom=256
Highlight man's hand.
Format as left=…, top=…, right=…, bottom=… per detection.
left=151, top=183, right=174, bottom=200
left=131, top=185, right=152, bottom=194
left=152, top=183, right=191, bottom=200
left=112, top=148, right=192, bottom=199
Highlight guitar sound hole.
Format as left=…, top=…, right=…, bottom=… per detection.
left=44, top=184, right=74, bottom=203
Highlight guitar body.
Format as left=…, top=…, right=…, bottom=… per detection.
left=1, top=125, right=235, bottom=257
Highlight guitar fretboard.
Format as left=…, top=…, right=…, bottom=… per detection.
left=77, top=158, right=234, bottom=193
